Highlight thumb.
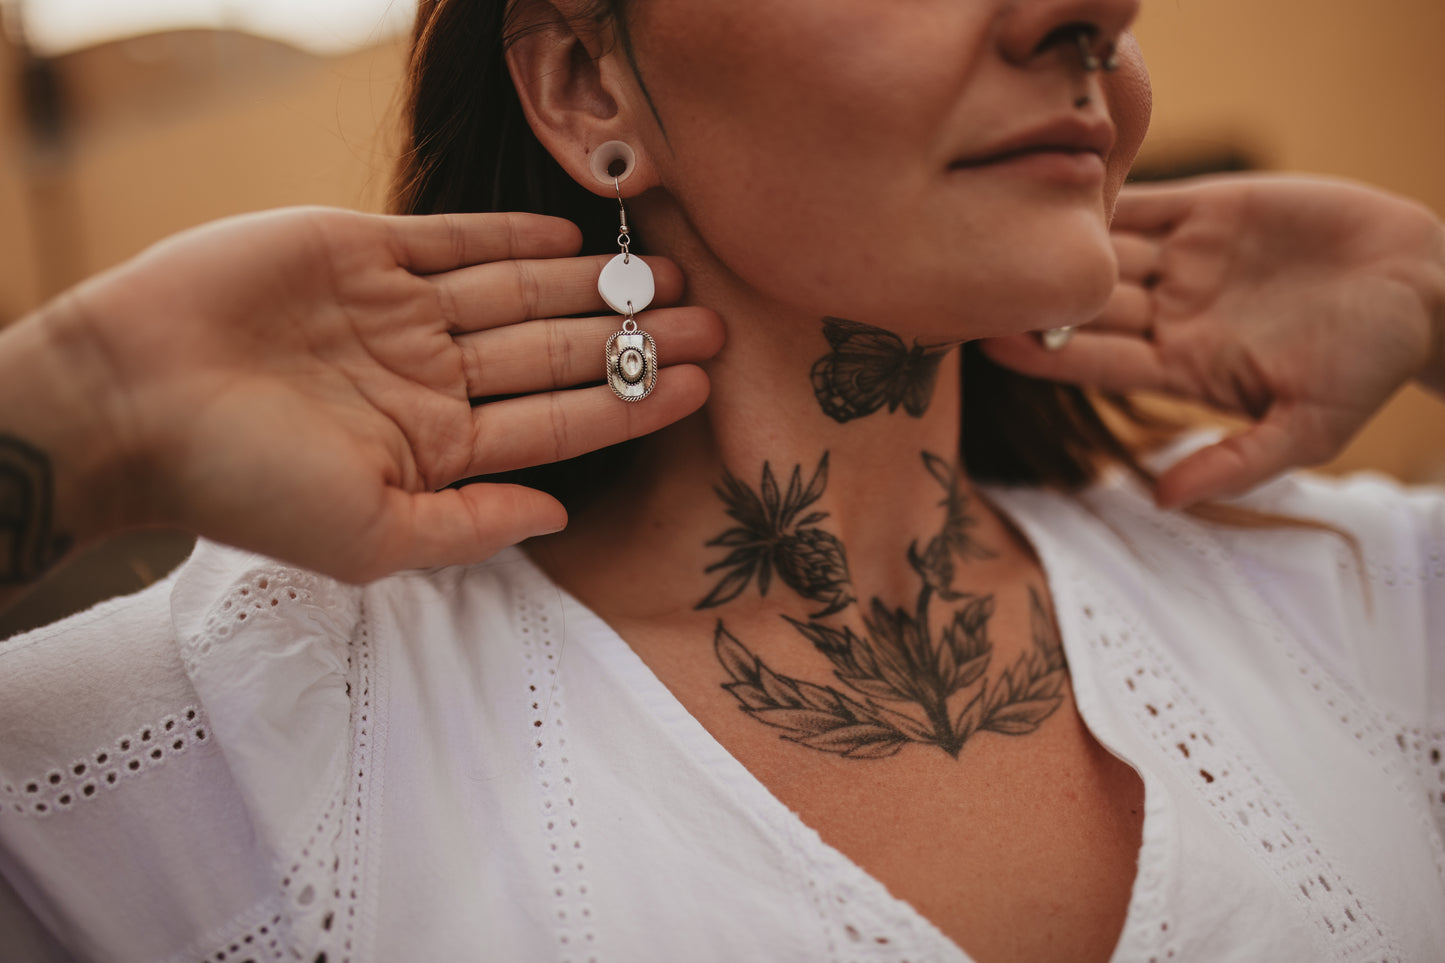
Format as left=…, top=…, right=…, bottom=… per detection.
left=377, top=483, right=568, bottom=576
left=1155, top=404, right=1338, bottom=509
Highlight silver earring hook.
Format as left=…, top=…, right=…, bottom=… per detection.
left=614, top=176, right=632, bottom=264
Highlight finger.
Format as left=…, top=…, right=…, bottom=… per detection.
left=432, top=254, right=686, bottom=333
left=1154, top=404, right=1339, bottom=509
left=345, top=483, right=567, bottom=579
left=456, top=306, right=725, bottom=397
left=1111, top=182, right=1201, bottom=234
left=466, top=364, right=711, bottom=476
left=1112, top=232, right=1164, bottom=283
left=384, top=211, right=583, bottom=274
left=1090, top=282, right=1154, bottom=334
left=979, top=331, right=1187, bottom=397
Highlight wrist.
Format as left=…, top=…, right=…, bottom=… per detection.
left=1419, top=212, right=1445, bottom=398
left=0, top=294, right=155, bottom=553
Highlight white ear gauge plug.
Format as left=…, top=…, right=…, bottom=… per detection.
left=589, top=140, right=637, bottom=187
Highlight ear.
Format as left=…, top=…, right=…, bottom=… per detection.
left=505, top=0, right=658, bottom=197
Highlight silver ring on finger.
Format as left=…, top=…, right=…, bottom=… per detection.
left=1040, top=326, right=1076, bottom=351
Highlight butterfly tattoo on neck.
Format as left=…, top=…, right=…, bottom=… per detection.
left=809, top=317, right=953, bottom=423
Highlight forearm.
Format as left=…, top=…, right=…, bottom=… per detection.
left=0, top=297, right=140, bottom=610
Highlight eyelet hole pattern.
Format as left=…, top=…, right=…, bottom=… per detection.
left=2, top=707, right=209, bottom=818
left=518, top=589, right=597, bottom=963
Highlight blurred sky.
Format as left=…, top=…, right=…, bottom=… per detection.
left=17, top=0, right=417, bottom=54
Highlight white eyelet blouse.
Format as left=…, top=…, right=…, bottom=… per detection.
left=1, top=469, right=1442, bottom=963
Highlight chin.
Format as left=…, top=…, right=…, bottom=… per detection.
left=1002, top=250, right=1116, bottom=332
left=914, top=226, right=1120, bottom=341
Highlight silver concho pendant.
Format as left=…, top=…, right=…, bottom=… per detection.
left=599, top=252, right=658, bottom=402
left=606, top=328, right=657, bottom=401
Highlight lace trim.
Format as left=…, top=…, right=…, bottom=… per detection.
left=2, top=706, right=210, bottom=818
left=520, top=587, right=599, bottom=963
left=1139, top=506, right=1445, bottom=886
left=1111, top=777, right=1178, bottom=963
left=1361, top=543, right=1445, bottom=590
left=336, top=606, right=377, bottom=960
left=1396, top=728, right=1445, bottom=836
left=179, top=599, right=376, bottom=963
left=1073, top=569, right=1402, bottom=962
left=183, top=567, right=352, bottom=676
left=743, top=769, right=959, bottom=962
left=188, top=899, right=287, bottom=962
left=798, top=841, right=950, bottom=963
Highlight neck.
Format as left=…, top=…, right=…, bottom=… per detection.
left=532, top=225, right=1034, bottom=627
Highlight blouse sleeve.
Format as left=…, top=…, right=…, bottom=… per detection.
left=0, top=540, right=361, bottom=963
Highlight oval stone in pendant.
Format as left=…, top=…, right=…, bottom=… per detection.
left=598, top=253, right=655, bottom=316
left=619, top=347, right=645, bottom=383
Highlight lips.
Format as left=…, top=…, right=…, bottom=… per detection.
left=950, top=117, right=1116, bottom=169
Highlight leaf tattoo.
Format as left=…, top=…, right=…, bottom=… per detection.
left=697, top=454, right=854, bottom=618
left=717, top=587, right=1067, bottom=760
left=906, top=451, right=997, bottom=601
left=716, top=622, right=911, bottom=759
left=809, top=317, right=952, bottom=423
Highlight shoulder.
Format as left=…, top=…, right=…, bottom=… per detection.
left=0, top=540, right=377, bottom=961
left=0, top=540, right=367, bottom=798
left=996, top=469, right=1444, bottom=725
left=0, top=567, right=190, bottom=812
left=1219, top=472, right=1444, bottom=723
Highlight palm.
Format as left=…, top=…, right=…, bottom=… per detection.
left=982, top=175, right=1442, bottom=506
left=65, top=208, right=720, bottom=579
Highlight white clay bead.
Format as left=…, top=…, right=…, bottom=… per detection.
left=598, top=253, right=655, bottom=317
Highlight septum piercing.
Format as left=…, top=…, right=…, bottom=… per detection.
left=1071, top=29, right=1116, bottom=108
left=1074, top=29, right=1120, bottom=73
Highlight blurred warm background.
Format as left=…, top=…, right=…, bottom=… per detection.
left=1, top=0, right=1442, bottom=634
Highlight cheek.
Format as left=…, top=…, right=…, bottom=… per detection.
left=1104, top=35, right=1153, bottom=206
left=630, top=11, right=966, bottom=302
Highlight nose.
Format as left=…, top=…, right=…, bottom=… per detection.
left=996, top=0, right=1141, bottom=69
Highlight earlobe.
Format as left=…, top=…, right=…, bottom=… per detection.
left=504, top=0, right=655, bottom=197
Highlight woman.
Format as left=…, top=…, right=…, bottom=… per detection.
left=1, top=0, right=1442, bottom=960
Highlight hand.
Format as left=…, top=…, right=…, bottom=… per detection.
left=981, top=174, right=1445, bottom=508
left=22, top=208, right=722, bottom=581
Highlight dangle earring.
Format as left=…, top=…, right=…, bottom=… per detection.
left=592, top=141, right=658, bottom=402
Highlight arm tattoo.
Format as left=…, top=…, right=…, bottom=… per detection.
left=714, top=451, right=1066, bottom=760
left=0, top=436, right=73, bottom=584
left=696, top=453, right=854, bottom=618
left=809, top=317, right=952, bottom=423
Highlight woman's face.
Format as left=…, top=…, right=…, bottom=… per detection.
left=622, top=0, right=1151, bottom=341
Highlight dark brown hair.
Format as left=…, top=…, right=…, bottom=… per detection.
left=391, top=0, right=1164, bottom=509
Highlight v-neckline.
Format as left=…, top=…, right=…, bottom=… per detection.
left=511, top=485, right=1170, bottom=963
